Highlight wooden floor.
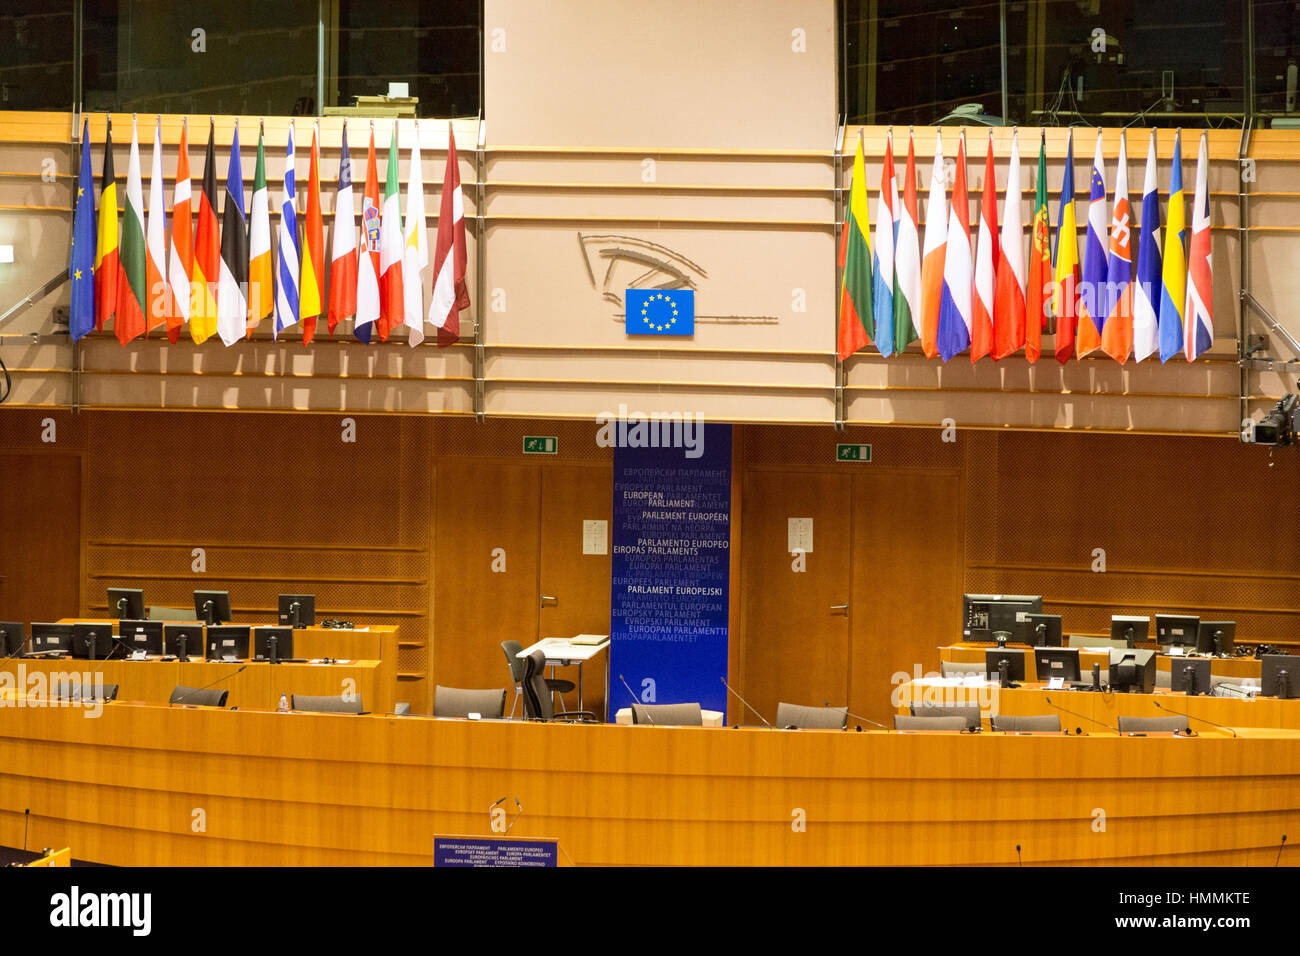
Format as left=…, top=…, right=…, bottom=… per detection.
left=1, top=699, right=1298, bottom=866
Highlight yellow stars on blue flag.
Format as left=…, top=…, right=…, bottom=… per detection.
left=624, top=288, right=694, bottom=336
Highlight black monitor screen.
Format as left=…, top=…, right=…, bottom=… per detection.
left=1110, top=616, right=1150, bottom=648
left=206, top=625, right=250, bottom=661
left=963, top=594, right=1043, bottom=640
left=1024, top=613, right=1062, bottom=647
left=1034, top=648, right=1081, bottom=683
left=1197, top=621, right=1236, bottom=656
left=253, top=627, right=294, bottom=662
left=278, top=594, right=315, bottom=628
left=193, top=591, right=233, bottom=626
left=1170, top=657, right=1212, bottom=696
left=1262, top=654, right=1299, bottom=699
left=107, top=588, right=145, bottom=620
left=163, top=624, right=204, bottom=660
left=70, top=623, right=117, bottom=660
left=1156, top=615, right=1200, bottom=648
left=985, top=649, right=1026, bottom=683
left=0, top=622, right=25, bottom=657
left=119, top=619, right=164, bottom=656
left=29, top=623, right=72, bottom=655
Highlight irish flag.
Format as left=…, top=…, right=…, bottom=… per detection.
left=247, top=123, right=273, bottom=337
left=835, top=132, right=872, bottom=360
left=114, top=116, right=147, bottom=346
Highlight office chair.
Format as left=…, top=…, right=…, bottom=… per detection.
left=291, top=693, right=364, bottom=715
left=500, top=640, right=574, bottom=717
left=775, top=702, right=847, bottom=729
left=893, top=715, right=967, bottom=731
left=169, top=685, right=229, bottom=708
left=433, top=685, right=508, bottom=719
left=909, top=703, right=982, bottom=730
left=990, top=714, right=1061, bottom=733
left=1117, top=715, right=1190, bottom=734
left=521, top=649, right=596, bottom=722
left=53, top=682, right=119, bottom=702
left=148, top=606, right=194, bottom=622
left=940, top=660, right=988, bottom=678
left=630, top=702, right=703, bottom=726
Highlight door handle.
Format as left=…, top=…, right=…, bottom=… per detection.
left=830, top=603, right=848, bottom=614
left=540, top=594, right=558, bottom=607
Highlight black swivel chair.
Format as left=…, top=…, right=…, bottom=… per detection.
left=169, top=685, right=229, bottom=708
left=53, top=682, right=119, bottom=702
left=630, top=702, right=704, bottom=726
left=1117, top=715, right=1190, bottom=734
left=291, top=693, right=364, bottom=714
left=909, top=703, right=982, bottom=730
left=433, top=685, right=508, bottom=719
left=501, top=640, right=574, bottom=717
left=775, top=702, right=848, bottom=729
left=990, top=714, right=1062, bottom=733
left=521, top=649, right=596, bottom=722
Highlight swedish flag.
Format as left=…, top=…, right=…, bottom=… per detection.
left=625, top=289, right=694, bottom=336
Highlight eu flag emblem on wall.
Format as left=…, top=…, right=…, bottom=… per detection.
left=625, top=289, right=694, bottom=336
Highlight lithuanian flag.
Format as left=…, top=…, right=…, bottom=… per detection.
left=836, top=133, right=873, bottom=361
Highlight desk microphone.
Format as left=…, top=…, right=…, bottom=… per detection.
left=1152, top=699, right=1236, bottom=738
left=719, top=677, right=772, bottom=728
left=840, top=704, right=891, bottom=732
left=488, top=796, right=523, bottom=836
left=1044, top=695, right=1119, bottom=735
left=618, top=674, right=653, bottom=725
left=1277, top=834, right=1288, bottom=867
left=1016, top=844, right=1022, bottom=867
left=169, top=665, right=247, bottom=707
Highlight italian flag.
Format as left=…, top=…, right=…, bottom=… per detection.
left=378, top=124, right=405, bottom=342
left=247, top=124, right=273, bottom=336
left=114, top=116, right=147, bottom=346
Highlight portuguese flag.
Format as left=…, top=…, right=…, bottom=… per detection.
left=836, top=132, right=873, bottom=360
left=114, top=116, right=147, bottom=345
left=1025, top=132, right=1052, bottom=363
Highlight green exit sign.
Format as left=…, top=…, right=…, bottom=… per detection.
left=523, top=436, right=558, bottom=455
left=836, top=443, right=872, bottom=462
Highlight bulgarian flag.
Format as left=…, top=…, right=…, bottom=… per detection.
left=835, top=131, right=872, bottom=361
left=166, top=119, right=192, bottom=344
left=354, top=125, right=381, bottom=344
left=1024, top=132, right=1051, bottom=364
left=378, top=123, right=405, bottom=342
left=429, top=122, right=469, bottom=348
left=327, top=122, right=358, bottom=336
left=94, top=119, right=119, bottom=333
left=145, top=116, right=169, bottom=334
left=298, top=122, right=325, bottom=345
left=247, top=122, right=273, bottom=337
left=114, top=116, right=147, bottom=346
left=191, top=120, right=220, bottom=344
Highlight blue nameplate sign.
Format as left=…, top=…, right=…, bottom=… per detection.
left=625, top=289, right=694, bottom=336
left=433, top=836, right=558, bottom=867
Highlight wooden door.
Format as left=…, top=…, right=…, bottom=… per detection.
left=740, top=468, right=852, bottom=725
left=538, top=463, right=613, bottom=718
left=433, top=460, right=540, bottom=702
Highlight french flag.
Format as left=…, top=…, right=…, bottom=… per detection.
left=936, top=131, right=972, bottom=362
left=970, top=132, right=998, bottom=363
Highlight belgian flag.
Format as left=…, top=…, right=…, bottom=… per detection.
left=94, top=119, right=119, bottom=332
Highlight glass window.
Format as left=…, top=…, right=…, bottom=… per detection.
left=1254, top=0, right=1300, bottom=119
left=0, top=2, right=75, bottom=111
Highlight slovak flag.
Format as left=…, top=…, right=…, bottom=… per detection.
left=1184, top=131, right=1214, bottom=362
left=936, top=131, right=972, bottom=362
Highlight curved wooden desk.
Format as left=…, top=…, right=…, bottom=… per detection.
left=1, top=698, right=1298, bottom=866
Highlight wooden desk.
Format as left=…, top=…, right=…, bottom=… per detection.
left=940, top=644, right=1265, bottom=682
left=1, top=701, right=1298, bottom=866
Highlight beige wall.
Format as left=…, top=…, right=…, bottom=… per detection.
left=0, top=2, right=1297, bottom=437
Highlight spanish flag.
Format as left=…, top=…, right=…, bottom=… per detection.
left=94, top=120, right=119, bottom=333
left=298, top=123, right=324, bottom=345
left=836, top=132, right=873, bottom=361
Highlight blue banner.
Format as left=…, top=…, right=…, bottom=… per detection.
left=625, top=288, right=694, bottom=335
left=433, top=837, right=558, bottom=867
left=608, top=423, right=731, bottom=720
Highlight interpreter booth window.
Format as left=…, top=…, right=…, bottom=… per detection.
left=0, top=2, right=75, bottom=111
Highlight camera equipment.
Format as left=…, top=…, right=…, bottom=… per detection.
left=1249, top=390, right=1298, bottom=446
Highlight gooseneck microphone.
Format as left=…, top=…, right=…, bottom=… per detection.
left=170, top=665, right=247, bottom=707
left=1044, top=695, right=1120, bottom=735
left=618, top=674, right=653, bottom=725
left=1277, top=834, right=1288, bottom=867
left=842, top=705, right=892, bottom=731
left=719, top=677, right=772, bottom=728
left=488, top=796, right=524, bottom=835
left=1152, top=699, right=1236, bottom=738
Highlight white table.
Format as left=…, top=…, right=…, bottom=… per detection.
left=615, top=707, right=725, bottom=726
left=516, top=635, right=610, bottom=716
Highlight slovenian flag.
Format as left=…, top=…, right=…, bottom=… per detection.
left=69, top=120, right=96, bottom=343
left=872, top=130, right=898, bottom=357
left=919, top=130, right=947, bottom=360
left=1100, top=131, right=1133, bottom=363
left=1132, top=130, right=1163, bottom=364
left=836, top=132, right=873, bottom=360
left=970, top=132, right=998, bottom=363
left=1184, top=130, right=1213, bottom=362
left=992, top=129, right=1026, bottom=361
left=936, top=131, right=972, bottom=362
left=273, top=122, right=300, bottom=340
left=1076, top=130, right=1108, bottom=358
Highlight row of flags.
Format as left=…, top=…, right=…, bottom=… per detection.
left=69, top=117, right=470, bottom=348
left=837, top=127, right=1214, bottom=365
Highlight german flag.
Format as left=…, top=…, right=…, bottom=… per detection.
left=191, top=120, right=220, bottom=344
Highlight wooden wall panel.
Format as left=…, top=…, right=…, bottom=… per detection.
left=0, top=451, right=80, bottom=627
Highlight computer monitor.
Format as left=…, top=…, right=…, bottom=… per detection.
left=1261, top=654, right=1300, bottom=699
left=253, top=626, right=294, bottom=663
left=163, top=624, right=204, bottom=661
left=107, top=588, right=145, bottom=620
left=1110, top=615, right=1150, bottom=648
left=118, top=619, right=164, bottom=656
left=29, top=623, right=72, bottom=656
left=1108, top=648, right=1157, bottom=694
left=1034, top=647, right=1081, bottom=683
left=1196, top=621, right=1236, bottom=656
left=0, top=622, right=25, bottom=657
left=1156, top=614, right=1201, bottom=651
left=206, top=625, right=250, bottom=661
left=1170, top=657, right=1212, bottom=696
left=984, top=648, right=1026, bottom=687
left=278, top=594, right=315, bottom=629
left=1024, top=613, right=1062, bottom=647
left=70, top=622, right=116, bottom=660
left=962, top=594, right=1043, bottom=640
left=194, top=590, right=232, bottom=626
